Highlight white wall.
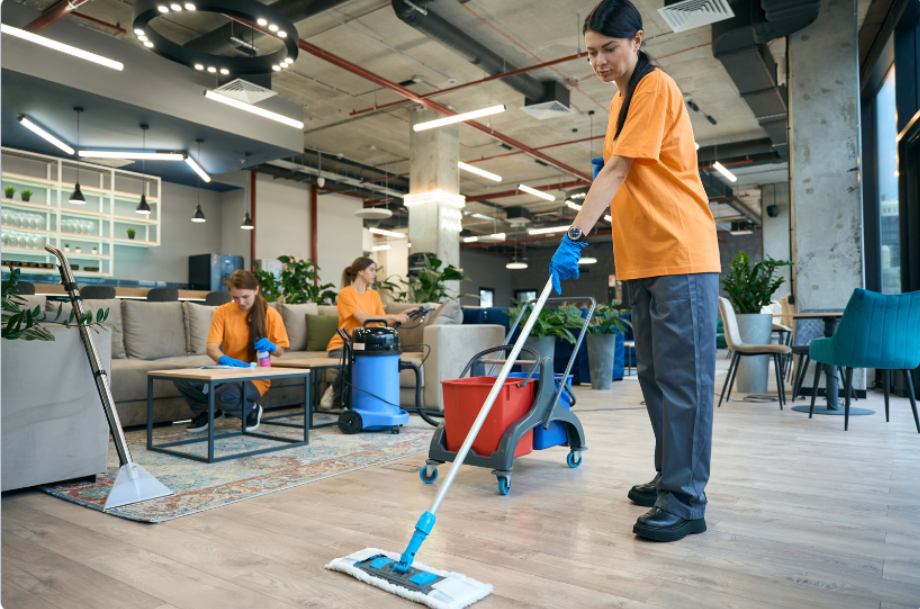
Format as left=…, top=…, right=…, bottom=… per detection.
left=218, top=171, right=251, bottom=272
left=460, top=250, right=514, bottom=307
left=254, top=173, right=310, bottom=263
left=316, top=192, right=364, bottom=287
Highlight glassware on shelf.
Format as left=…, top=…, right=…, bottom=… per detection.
left=1, top=233, right=8, bottom=247
left=30, top=235, right=40, bottom=249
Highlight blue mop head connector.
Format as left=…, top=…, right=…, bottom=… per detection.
left=393, top=511, right=436, bottom=573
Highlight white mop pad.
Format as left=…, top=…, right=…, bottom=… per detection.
left=326, top=548, right=492, bottom=609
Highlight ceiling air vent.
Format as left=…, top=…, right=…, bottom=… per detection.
left=658, top=0, right=734, bottom=34
left=522, top=81, right=573, bottom=121
left=212, top=78, right=277, bottom=105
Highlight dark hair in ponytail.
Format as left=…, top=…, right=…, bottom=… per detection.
left=341, top=256, right=376, bottom=288
left=227, top=270, right=267, bottom=363
left=584, top=0, right=657, bottom=140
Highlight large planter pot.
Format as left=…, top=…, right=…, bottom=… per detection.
left=524, top=335, right=555, bottom=374
left=586, top=333, right=616, bottom=390
left=734, top=313, right=773, bottom=394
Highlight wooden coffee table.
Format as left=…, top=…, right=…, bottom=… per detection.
left=146, top=367, right=311, bottom=463
left=270, top=358, right=344, bottom=430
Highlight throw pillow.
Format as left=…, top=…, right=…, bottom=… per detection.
left=52, top=297, right=126, bottom=359
left=305, top=314, right=339, bottom=352
left=122, top=301, right=187, bottom=360
left=278, top=302, right=319, bottom=351
left=183, top=302, right=217, bottom=355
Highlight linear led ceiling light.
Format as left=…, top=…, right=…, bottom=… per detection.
left=506, top=260, right=528, bottom=270
left=566, top=200, right=582, bottom=211
left=578, top=257, right=598, bottom=265
left=713, top=161, right=738, bottom=183
left=1, top=24, right=124, bottom=71
left=369, top=227, right=406, bottom=239
left=204, top=90, right=304, bottom=129
left=413, top=105, right=505, bottom=132
left=19, top=116, right=75, bottom=155
left=458, top=161, right=502, bottom=182
left=528, top=225, right=570, bottom=235
left=185, top=154, right=211, bottom=183
left=604, top=214, right=612, bottom=222
left=79, top=150, right=185, bottom=161
left=519, top=184, right=556, bottom=201
left=372, top=244, right=391, bottom=252
left=403, top=189, right=466, bottom=209
left=464, top=232, right=506, bottom=243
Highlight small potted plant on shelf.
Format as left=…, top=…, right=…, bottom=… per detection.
left=91, top=247, right=98, bottom=255
left=126, top=228, right=136, bottom=240
left=20, top=189, right=33, bottom=202
left=75, top=246, right=81, bottom=253
left=63, top=243, right=70, bottom=252
left=4, top=186, right=16, bottom=200
left=586, top=301, right=632, bottom=390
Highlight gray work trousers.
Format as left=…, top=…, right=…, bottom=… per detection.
left=626, top=272, right=719, bottom=520
left=174, top=379, right=260, bottom=419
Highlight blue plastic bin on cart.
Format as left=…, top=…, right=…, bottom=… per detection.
left=502, top=372, right=572, bottom=450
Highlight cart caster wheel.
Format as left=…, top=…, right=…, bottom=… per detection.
left=420, top=467, right=438, bottom=484
left=498, top=476, right=511, bottom=496
left=567, top=451, right=582, bottom=468
left=391, top=426, right=400, bottom=435
left=338, top=411, right=362, bottom=434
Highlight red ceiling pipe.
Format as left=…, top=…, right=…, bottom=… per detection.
left=71, top=12, right=126, bottom=34
left=23, top=0, right=91, bottom=32
left=465, top=179, right=589, bottom=203
left=465, top=134, right=605, bottom=164
left=310, top=184, right=318, bottom=286
left=349, top=51, right=590, bottom=117
left=223, top=17, right=592, bottom=182
left=250, top=171, right=257, bottom=271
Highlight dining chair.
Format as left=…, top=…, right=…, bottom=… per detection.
left=807, top=288, right=920, bottom=432
left=205, top=291, right=232, bottom=306
left=80, top=285, right=116, bottom=300
left=146, top=287, right=179, bottom=302
left=718, top=297, right=791, bottom=409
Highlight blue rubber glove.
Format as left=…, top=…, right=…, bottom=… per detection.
left=591, top=156, right=605, bottom=180
left=218, top=355, right=250, bottom=368
left=254, top=337, right=276, bottom=353
left=549, top=235, right=588, bottom=295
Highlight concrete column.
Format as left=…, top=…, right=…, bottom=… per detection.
left=407, top=109, right=462, bottom=271
left=761, top=182, right=792, bottom=299
left=789, top=0, right=864, bottom=311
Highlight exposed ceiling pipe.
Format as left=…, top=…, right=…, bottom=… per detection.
left=267, top=159, right=405, bottom=198
left=23, top=0, right=91, bottom=32
left=696, top=138, right=776, bottom=164
left=465, top=180, right=588, bottom=203
left=391, top=0, right=545, bottom=101
left=466, top=134, right=605, bottom=165
left=711, top=0, right=820, bottom=158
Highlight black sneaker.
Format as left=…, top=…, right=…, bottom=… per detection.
left=187, top=409, right=224, bottom=433
left=245, top=404, right=263, bottom=432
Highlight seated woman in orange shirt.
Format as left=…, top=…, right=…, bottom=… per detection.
left=320, top=257, right=416, bottom=408
left=174, top=270, right=290, bottom=433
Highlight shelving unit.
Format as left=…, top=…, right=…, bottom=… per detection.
left=1, top=147, right=163, bottom=278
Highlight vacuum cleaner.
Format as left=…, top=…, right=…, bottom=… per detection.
left=335, top=305, right=438, bottom=434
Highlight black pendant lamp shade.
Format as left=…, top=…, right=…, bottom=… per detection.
left=241, top=211, right=254, bottom=230
left=137, top=194, right=152, bottom=214
left=191, top=139, right=206, bottom=223
left=192, top=204, right=206, bottom=223
left=69, top=108, right=86, bottom=205
left=137, top=124, right=152, bottom=214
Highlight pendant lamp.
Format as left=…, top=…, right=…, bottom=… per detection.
left=136, top=125, right=152, bottom=214
left=241, top=211, right=254, bottom=230
left=69, top=108, right=86, bottom=204
left=191, top=139, right=207, bottom=223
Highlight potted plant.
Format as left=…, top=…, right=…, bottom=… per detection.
left=722, top=252, right=792, bottom=393
left=75, top=246, right=82, bottom=253
left=586, top=301, right=632, bottom=390
left=92, top=247, right=98, bottom=255
left=505, top=300, right=583, bottom=373
left=4, top=186, right=16, bottom=200
left=20, top=189, right=33, bottom=202
left=398, top=256, right=472, bottom=303
left=63, top=243, right=70, bottom=252
left=126, top=228, right=136, bottom=240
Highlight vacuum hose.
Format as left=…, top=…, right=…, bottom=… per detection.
left=399, top=360, right=442, bottom=427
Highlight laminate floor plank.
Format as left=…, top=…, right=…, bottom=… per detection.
left=4, top=355, right=919, bottom=609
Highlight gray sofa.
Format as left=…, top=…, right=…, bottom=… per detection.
left=35, top=296, right=503, bottom=427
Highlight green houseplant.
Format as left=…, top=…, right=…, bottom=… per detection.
left=399, top=256, right=471, bottom=303
left=4, top=186, right=16, bottom=200
left=586, top=301, right=632, bottom=390
left=126, top=227, right=136, bottom=240
left=19, top=189, right=33, bottom=202
left=254, top=256, right=337, bottom=305
left=505, top=300, right=584, bottom=372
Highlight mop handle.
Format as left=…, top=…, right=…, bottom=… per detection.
left=428, top=277, right=555, bottom=515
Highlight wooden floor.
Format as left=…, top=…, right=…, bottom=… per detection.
left=4, top=355, right=920, bottom=609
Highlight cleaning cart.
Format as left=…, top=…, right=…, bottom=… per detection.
left=420, top=294, right=594, bottom=495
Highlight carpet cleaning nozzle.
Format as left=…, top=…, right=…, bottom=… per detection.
left=395, top=511, right=436, bottom=573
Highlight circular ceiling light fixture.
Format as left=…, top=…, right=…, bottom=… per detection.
left=134, top=0, right=299, bottom=75
left=506, top=259, right=528, bottom=270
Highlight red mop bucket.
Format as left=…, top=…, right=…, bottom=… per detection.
left=441, top=376, right=535, bottom=458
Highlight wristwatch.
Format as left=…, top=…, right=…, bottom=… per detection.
left=567, top=226, right=589, bottom=243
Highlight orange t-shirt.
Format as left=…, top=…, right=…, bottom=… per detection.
left=603, top=69, right=721, bottom=281
left=207, top=302, right=290, bottom=396
left=326, top=286, right=385, bottom=352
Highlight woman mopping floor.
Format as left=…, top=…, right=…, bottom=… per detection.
left=550, top=0, right=721, bottom=543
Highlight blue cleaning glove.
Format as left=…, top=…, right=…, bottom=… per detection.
left=591, top=156, right=605, bottom=180
left=254, top=337, right=276, bottom=353
left=549, top=235, right=589, bottom=295
left=218, top=355, right=250, bottom=368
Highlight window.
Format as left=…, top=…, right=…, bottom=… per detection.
left=478, top=288, right=494, bottom=308
left=515, top=289, right=537, bottom=303
left=876, top=69, right=901, bottom=293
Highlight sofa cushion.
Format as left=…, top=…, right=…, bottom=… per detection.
left=318, top=304, right=338, bottom=317
left=429, top=300, right=463, bottom=326
left=306, top=313, right=339, bottom=352
left=390, top=301, right=462, bottom=348
left=183, top=302, right=217, bottom=355
left=110, top=355, right=213, bottom=402
left=87, top=298, right=126, bottom=359
left=17, top=294, right=46, bottom=313
left=400, top=350, right=425, bottom=388
left=122, top=301, right=187, bottom=360
left=278, top=302, right=319, bottom=351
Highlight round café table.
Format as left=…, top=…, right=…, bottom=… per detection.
left=776, top=312, right=874, bottom=416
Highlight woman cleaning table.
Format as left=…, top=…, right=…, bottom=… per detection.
left=550, top=0, right=721, bottom=542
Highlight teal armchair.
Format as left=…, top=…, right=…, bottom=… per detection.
left=808, top=288, right=920, bottom=431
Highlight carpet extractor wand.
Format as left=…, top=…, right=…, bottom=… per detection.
left=45, top=244, right=173, bottom=512
left=326, top=277, right=555, bottom=609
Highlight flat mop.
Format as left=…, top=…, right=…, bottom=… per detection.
left=326, top=277, right=556, bottom=609
left=45, top=245, right=173, bottom=511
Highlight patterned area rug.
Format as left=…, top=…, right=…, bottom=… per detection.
left=39, top=411, right=433, bottom=523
